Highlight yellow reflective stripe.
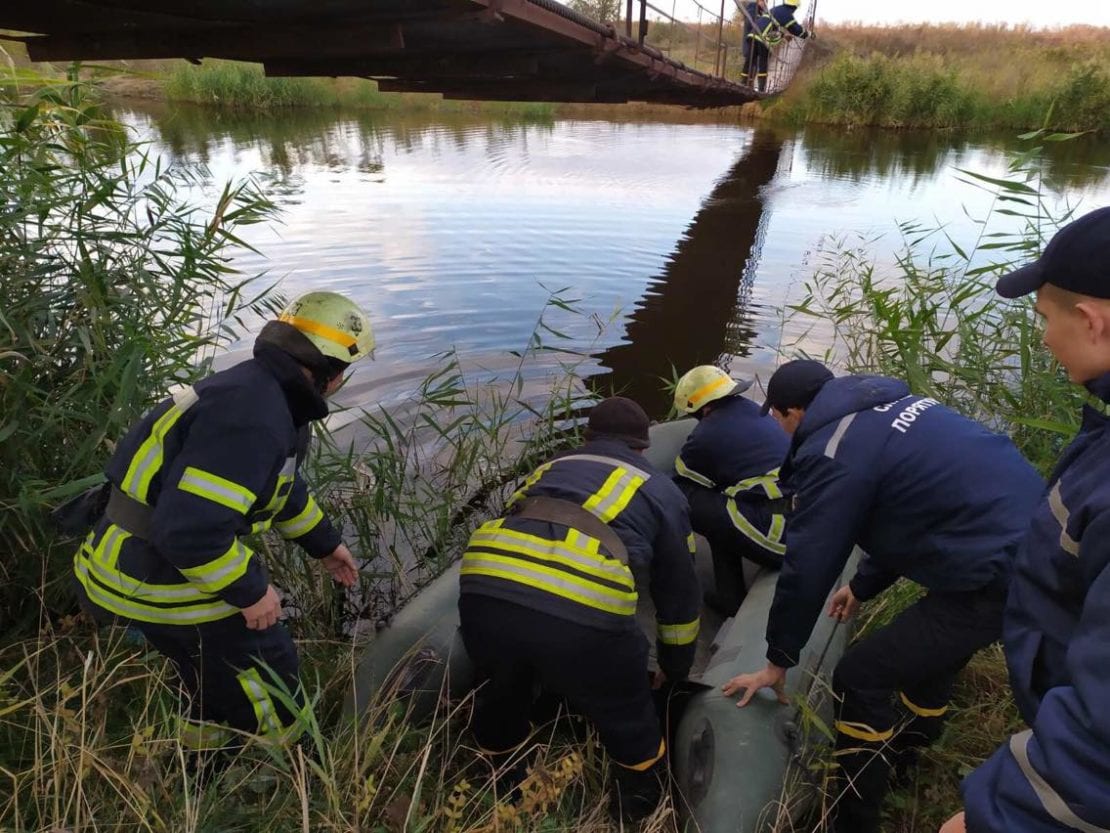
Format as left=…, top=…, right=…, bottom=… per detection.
left=237, top=668, right=306, bottom=745
left=278, top=313, right=357, bottom=352
left=178, top=466, right=257, bottom=514
left=508, top=462, right=554, bottom=506
left=120, top=386, right=199, bottom=502
left=726, top=500, right=787, bottom=555
left=900, top=692, right=949, bottom=718
left=468, top=527, right=634, bottom=587
left=686, top=532, right=696, bottom=554
left=686, top=376, right=731, bottom=410
left=74, top=556, right=237, bottom=624
left=617, top=738, right=666, bottom=771
left=565, top=528, right=601, bottom=555
left=724, top=467, right=782, bottom=499
left=835, top=721, right=894, bottom=743
left=275, top=495, right=324, bottom=539
left=658, top=618, right=700, bottom=646
left=178, top=717, right=232, bottom=751
left=583, top=466, right=646, bottom=523
left=82, top=529, right=224, bottom=603
left=178, top=539, right=253, bottom=594
left=675, top=455, right=715, bottom=489
left=461, top=554, right=637, bottom=615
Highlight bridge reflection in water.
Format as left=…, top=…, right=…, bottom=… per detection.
left=590, top=130, right=785, bottom=417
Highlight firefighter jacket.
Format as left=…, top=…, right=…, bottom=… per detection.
left=674, top=395, right=789, bottom=554
left=749, top=4, right=808, bottom=46
left=460, top=438, right=702, bottom=680
left=962, top=371, right=1110, bottom=833
left=770, top=4, right=809, bottom=37
left=764, top=375, right=1043, bottom=668
left=73, top=342, right=342, bottom=625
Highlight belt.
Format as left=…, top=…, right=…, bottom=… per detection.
left=511, top=496, right=629, bottom=565
left=105, top=486, right=156, bottom=540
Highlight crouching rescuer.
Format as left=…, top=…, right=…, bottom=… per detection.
left=72, top=291, right=373, bottom=776
left=458, top=397, right=701, bottom=823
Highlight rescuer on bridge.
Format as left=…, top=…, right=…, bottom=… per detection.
left=672, top=365, right=788, bottom=616
left=72, top=291, right=373, bottom=781
left=458, top=396, right=701, bottom=823
left=745, top=0, right=810, bottom=91
left=721, top=360, right=1043, bottom=833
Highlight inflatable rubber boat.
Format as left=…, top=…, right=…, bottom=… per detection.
left=343, top=418, right=856, bottom=832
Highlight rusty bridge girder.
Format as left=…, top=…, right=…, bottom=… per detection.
left=0, top=0, right=762, bottom=107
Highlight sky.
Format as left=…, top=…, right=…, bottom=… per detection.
left=666, top=0, right=1110, bottom=27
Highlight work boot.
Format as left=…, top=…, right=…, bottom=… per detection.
left=609, top=761, right=664, bottom=825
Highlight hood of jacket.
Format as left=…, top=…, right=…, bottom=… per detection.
left=794, top=374, right=910, bottom=447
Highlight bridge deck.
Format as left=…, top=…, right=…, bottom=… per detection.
left=1, top=0, right=760, bottom=107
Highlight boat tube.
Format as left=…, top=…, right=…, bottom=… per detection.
left=343, top=418, right=856, bottom=831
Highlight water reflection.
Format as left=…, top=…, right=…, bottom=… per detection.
left=798, top=123, right=1110, bottom=192
left=592, top=130, right=784, bottom=416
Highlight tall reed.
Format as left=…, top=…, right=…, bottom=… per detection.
left=0, top=74, right=280, bottom=633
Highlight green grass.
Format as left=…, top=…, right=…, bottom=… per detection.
left=768, top=24, right=1110, bottom=132
left=163, top=60, right=556, bottom=121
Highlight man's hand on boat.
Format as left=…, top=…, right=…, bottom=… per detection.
left=721, top=664, right=788, bottom=707
left=321, top=543, right=359, bottom=587
left=827, top=584, right=860, bottom=622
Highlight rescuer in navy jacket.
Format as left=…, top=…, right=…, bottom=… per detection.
left=721, top=360, right=1043, bottom=833
left=672, top=365, right=789, bottom=615
left=946, top=208, right=1110, bottom=833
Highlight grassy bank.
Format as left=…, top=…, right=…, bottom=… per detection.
left=769, top=23, right=1110, bottom=131
left=787, top=129, right=1085, bottom=830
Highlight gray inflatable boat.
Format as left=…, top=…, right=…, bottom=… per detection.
left=343, top=418, right=854, bottom=832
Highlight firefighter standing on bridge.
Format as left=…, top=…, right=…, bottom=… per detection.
left=745, top=0, right=810, bottom=91
left=458, top=396, right=700, bottom=823
left=721, top=360, right=1043, bottom=833
left=672, top=365, right=788, bottom=616
left=72, top=291, right=373, bottom=777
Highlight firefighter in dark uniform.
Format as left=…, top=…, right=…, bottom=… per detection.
left=954, top=208, right=1110, bottom=833
left=721, top=360, right=1044, bottom=833
left=672, top=365, right=788, bottom=616
left=739, top=1, right=768, bottom=86
left=747, top=0, right=810, bottom=91
left=72, top=291, right=373, bottom=773
left=459, top=396, right=701, bottom=823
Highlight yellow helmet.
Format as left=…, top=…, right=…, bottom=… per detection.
left=785, top=0, right=800, bottom=5
left=278, top=291, right=374, bottom=363
left=674, top=365, right=747, bottom=415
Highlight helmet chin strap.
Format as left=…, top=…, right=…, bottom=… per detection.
left=255, top=320, right=333, bottom=392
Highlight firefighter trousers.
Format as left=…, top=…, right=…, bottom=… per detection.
left=830, top=580, right=1007, bottom=833
left=137, top=616, right=306, bottom=752
left=458, top=593, right=665, bottom=771
left=681, top=484, right=782, bottom=614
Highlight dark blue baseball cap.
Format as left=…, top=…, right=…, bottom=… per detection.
left=996, top=206, right=1110, bottom=299
left=760, top=359, right=835, bottom=415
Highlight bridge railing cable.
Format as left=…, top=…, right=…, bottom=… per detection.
left=608, top=0, right=817, bottom=95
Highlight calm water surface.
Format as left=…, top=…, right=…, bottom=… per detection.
left=116, top=104, right=1110, bottom=423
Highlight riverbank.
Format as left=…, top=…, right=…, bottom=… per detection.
left=769, top=23, right=1110, bottom=131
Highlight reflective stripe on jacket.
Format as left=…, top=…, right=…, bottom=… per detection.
left=765, top=375, right=1043, bottom=668
left=748, top=5, right=808, bottom=46
left=674, top=395, right=789, bottom=554
left=962, top=372, right=1110, bottom=833
left=461, top=439, right=701, bottom=679
left=73, top=346, right=341, bottom=625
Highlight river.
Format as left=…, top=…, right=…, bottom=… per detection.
left=112, top=103, right=1110, bottom=423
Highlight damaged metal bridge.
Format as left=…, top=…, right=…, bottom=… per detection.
left=0, top=0, right=774, bottom=107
